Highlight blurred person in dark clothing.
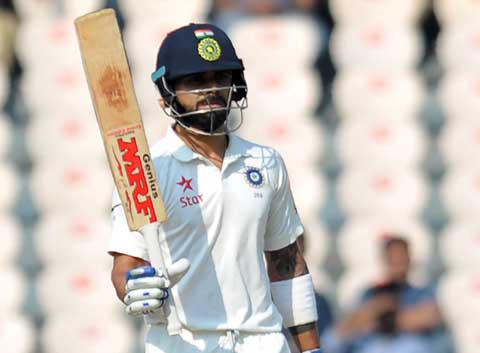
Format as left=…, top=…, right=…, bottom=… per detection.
left=322, top=236, right=451, bottom=353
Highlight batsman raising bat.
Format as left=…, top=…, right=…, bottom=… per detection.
left=76, top=9, right=321, bottom=353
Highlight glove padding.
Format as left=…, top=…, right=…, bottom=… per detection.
left=124, top=258, right=190, bottom=316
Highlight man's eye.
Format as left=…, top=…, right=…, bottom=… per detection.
left=215, top=73, right=232, bottom=84
left=189, top=77, right=203, bottom=84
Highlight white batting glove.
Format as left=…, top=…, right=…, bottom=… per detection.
left=123, top=259, right=190, bottom=316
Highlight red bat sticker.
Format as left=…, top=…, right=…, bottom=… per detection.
left=117, top=136, right=157, bottom=222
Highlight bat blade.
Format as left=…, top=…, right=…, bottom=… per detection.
left=74, top=8, right=167, bottom=230
left=75, top=9, right=181, bottom=335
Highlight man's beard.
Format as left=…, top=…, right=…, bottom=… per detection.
left=179, top=109, right=228, bottom=133
left=175, top=95, right=229, bottom=134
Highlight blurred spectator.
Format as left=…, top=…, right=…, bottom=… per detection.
left=322, top=236, right=451, bottom=353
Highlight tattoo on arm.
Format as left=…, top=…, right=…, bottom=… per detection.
left=266, top=240, right=308, bottom=282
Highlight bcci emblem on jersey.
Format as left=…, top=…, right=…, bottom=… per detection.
left=244, top=167, right=264, bottom=188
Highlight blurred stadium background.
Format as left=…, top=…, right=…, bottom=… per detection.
left=1, top=0, right=479, bottom=352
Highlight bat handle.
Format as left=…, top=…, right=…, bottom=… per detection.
left=141, top=222, right=182, bottom=336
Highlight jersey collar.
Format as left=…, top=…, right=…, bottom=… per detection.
left=165, top=125, right=252, bottom=163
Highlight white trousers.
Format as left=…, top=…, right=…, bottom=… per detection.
left=145, top=325, right=292, bottom=353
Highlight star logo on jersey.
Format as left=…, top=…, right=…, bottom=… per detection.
left=176, top=176, right=194, bottom=193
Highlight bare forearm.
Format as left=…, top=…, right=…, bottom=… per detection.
left=112, top=271, right=128, bottom=301
left=111, top=253, right=149, bottom=302
left=266, top=240, right=308, bottom=281
left=289, top=322, right=321, bottom=352
left=266, top=240, right=321, bottom=352
left=397, top=302, right=442, bottom=332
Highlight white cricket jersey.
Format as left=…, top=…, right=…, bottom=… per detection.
left=108, top=126, right=304, bottom=332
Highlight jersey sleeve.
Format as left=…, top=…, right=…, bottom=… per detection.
left=264, top=151, right=304, bottom=251
left=107, top=189, right=150, bottom=261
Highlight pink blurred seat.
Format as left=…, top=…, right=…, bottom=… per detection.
left=30, top=162, right=112, bottom=214
left=437, top=22, right=480, bottom=71
left=336, top=117, right=425, bottom=168
left=441, top=168, right=480, bottom=221
left=440, top=221, right=480, bottom=270
left=42, top=314, right=134, bottom=353
left=0, top=316, right=35, bottom=353
left=37, top=264, right=121, bottom=317
left=330, top=0, right=428, bottom=26
left=337, top=167, right=427, bottom=219
left=330, top=23, right=423, bottom=70
left=439, top=72, right=480, bottom=120
left=26, top=110, right=104, bottom=164
left=333, top=69, right=425, bottom=118
left=34, top=210, right=111, bottom=267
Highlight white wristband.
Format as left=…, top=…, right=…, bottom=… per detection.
left=302, top=350, right=322, bottom=353
left=270, top=274, right=318, bottom=328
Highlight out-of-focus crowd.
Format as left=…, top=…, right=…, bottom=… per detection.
left=1, top=1, right=477, bottom=353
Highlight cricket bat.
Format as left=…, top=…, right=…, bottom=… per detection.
left=74, top=9, right=181, bottom=335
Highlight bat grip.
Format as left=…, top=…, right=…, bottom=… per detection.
left=141, top=222, right=182, bottom=335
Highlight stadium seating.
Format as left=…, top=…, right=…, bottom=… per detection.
left=239, top=116, right=324, bottom=168
left=0, top=215, right=21, bottom=265
left=26, top=110, right=105, bottom=164
left=336, top=117, right=426, bottom=168
left=438, top=72, right=480, bottom=121
left=0, top=66, right=7, bottom=106
left=0, top=114, right=12, bottom=159
left=15, top=18, right=81, bottom=65
left=30, top=162, right=112, bottom=214
left=20, top=64, right=90, bottom=114
left=441, top=168, right=480, bottom=221
left=33, top=210, right=112, bottom=267
left=437, top=270, right=480, bottom=324
left=302, top=216, right=330, bottom=269
left=14, top=0, right=103, bottom=19
left=1, top=266, right=26, bottom=314
left=246, top=68, right=322, bottom=118
left=0, top=163, right=19, bottom=212
left=337, top=167, right=427, bottom=219
left=440, top=221, right=480, bottom=270
left=434, top=0, right=480, bottom=26
left=124, top=20, right=185, bottom=75
left=0, top=316, right=36, bottom=353
left=330, top=23, right=423, bottom=70
left=131, top=71, right=165, bottom=116
left=449, top=323, right=480, bottom=353
left=288, top=167, right=325, bottom=224
left=4, top=1, right=472, bottom=352
left=329, top=0, right=428, bottom=26
left=332, top=70, right=426, bottom=118
left=42, top=314, right=134, bottom=353
left=437, top=22, right=480, bottom=72
left=118, top=0, right=210, bottom=22
left=229, top=15, right=322, bottom=71
left=439, top=119, right=480, bottom=168
left=37, top=264, right=122, bottom=317
left=142, top=113, right=172, bottom=146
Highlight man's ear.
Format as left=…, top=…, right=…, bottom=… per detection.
left=158, top=98, right=168, bottom=108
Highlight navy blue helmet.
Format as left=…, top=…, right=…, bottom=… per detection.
left=151, top=23, right=248, bottom=135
